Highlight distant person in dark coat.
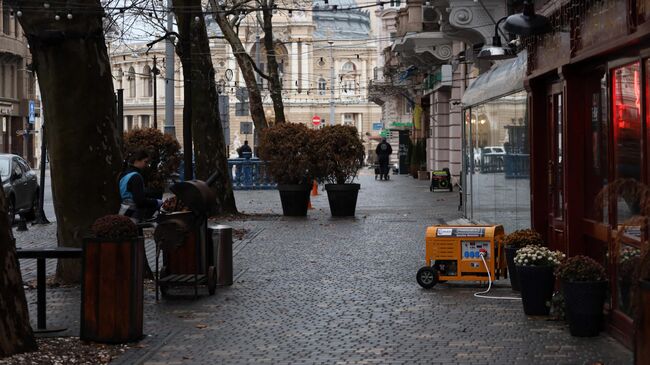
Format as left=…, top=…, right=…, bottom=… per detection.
left=375, top=138, right=393, bottom=180
left=237, top=140, right=252, bottom=158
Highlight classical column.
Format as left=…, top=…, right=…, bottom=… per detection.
left=291, top=41, right=299, bottom=94
left=301, top=43, right=310, bottom=91
left=360, top=59, right=367, bottom=96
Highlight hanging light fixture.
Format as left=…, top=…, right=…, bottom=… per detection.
left=504, top=0, right=552, bottom=36
left=477, top=16, right=516, bottom=60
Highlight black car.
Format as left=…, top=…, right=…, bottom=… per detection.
left=1, top=154, right=39, bottom=224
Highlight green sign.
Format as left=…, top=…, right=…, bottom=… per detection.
left=390, top=122, right=414, bottom=128
left=379, top=130, right=390, bottom=138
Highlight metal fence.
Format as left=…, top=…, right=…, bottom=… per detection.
left=227, top=158, right=276, bottom=190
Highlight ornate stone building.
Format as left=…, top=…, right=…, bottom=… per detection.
left=0, top=1, right=37, bottom=165
left=110, top=0, right=382, bottom=158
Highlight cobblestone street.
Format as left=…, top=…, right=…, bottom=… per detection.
left=14, top=170, right=632, bottom=364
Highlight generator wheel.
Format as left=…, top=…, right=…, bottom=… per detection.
left=416, top=266, right=438, bottom=289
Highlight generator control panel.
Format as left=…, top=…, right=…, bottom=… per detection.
left=461, top=241, right=491, bottom=260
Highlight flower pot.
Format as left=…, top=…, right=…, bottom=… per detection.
left=505, top=247, right=521, bottom=291
left=277, top=184, right=311, bottom=216
left=325, top=183, right=360, bottom=217
left=636, top=280, right=650, bottom=365
left=562, top=280, right=607, bottom=337
left=517, top=265, right=555, bottom=315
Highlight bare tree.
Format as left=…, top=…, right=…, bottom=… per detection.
left=258, top=0, right=286, bottom=124
left=208, top=0, right=271, bottom=130
left=0, top=188, right=36, bottom=356
left=172, top=0, right=237, bottom=213
left=9, top=0, right=124, bottom=282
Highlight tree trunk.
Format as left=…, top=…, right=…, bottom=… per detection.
left=261, top=2, right=286, bottom=124
left=174, top=0, right=237, bottom=214
left=13, top=0, right=124, bottom=282
left=0, top=189, right=37, bottom=356
left=210, top=1, right=268, bottom=130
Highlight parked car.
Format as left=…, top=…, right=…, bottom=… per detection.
left=1, top=154, right=39, bottom=224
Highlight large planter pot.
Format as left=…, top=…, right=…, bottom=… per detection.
left=277, top=184, right=311, bottom=217
left=636, top=280, right=650, bottom=365
left=325, top=183, right=360, bottom=217
left=81, top=237, right=144, bottom=343
left=562, top=280, right=607, bottom=337
left=504, top=247, right=521, bottom=291
left=517, top=265, right=555, bottom=316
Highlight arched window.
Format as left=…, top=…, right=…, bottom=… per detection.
left=342, top=80, right=355, bottom=94
left=318, top=78, right=327, bottom=95
left=142, top=65, right=152, bottom=97
left=127, top=67, right=136, bottom=98
left=341, top=62, right=356, bottom=72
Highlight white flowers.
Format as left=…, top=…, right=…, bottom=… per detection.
left=514, top=245, right=565, bottom=267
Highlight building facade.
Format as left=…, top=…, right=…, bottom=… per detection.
left=109, top=0, right=382, bottom=159
left=524, top=0, right=650, bottom=347
left=0, top=1, right=37, bottom=165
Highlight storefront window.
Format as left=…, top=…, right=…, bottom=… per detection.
left=612, top=62, right=642, bottom=227
left=584, top=74, right=609, bottom=222
left=463, top=91, right=530, bottom=232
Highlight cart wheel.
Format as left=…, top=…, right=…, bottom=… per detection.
left=207, top=266, right=217, bottom=295
left=416, top=266, right=438, bottom=289
left=159, top=266, right=170, bottom=298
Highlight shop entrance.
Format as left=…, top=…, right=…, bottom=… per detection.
left=546, top=83, right=566, bottom=253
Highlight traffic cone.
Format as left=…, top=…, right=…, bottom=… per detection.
left=307, top=198, right=314, bottom=209
left=311, top=180, right=318, bottom=196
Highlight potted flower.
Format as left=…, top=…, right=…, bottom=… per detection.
left=635, top=243, right=650, bottom=365
left=258, top=123, right=318, bottom=216
left=314, top=125, right=365, bottom=217
left=502, top=229, right=544, bottom=291
left=514, top=245, right=564, bottom=315
left=555, top=256, right=607, bottom=337
left=618, top=246, right=640, bottom=313
left=81, top=215, right=144, bottom=343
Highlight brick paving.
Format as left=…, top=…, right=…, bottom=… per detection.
left=13, top=169, right=632, bottom=364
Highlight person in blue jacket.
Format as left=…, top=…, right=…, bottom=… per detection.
left=119, top=149, right=162, bottom=221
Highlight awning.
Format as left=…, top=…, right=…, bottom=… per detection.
left=461, top=50, right=527, bottom=107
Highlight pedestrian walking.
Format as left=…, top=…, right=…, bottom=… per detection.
left=375, top=137, right=393, bottom=180
left=119, top=149, right=162, bottom=222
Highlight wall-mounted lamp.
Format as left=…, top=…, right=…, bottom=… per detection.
left=477, top=16, right=516, bottom=60
left=504, top=0, right=552, bottom=36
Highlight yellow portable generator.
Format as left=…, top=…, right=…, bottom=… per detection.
left=416, top=225, right=507, bottom=288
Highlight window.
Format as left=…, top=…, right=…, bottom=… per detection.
left=3, top=4, right=10, bottom=35
left=342, top=80, right=356, bottom=94
left=404, top=99, right=413, bottom=114
left=343, top=113, right=355, bottom=125
left=143, top=65, right=152, bottom=97
left=141, top=115, right=150, bottom=129
left=126, top=115, right=133, bottom=131
left=341, top=62, right=356, bottom=73
left=16, top=157, right=31, bottom=172
left=127, top=67, right=136, bottom=98
left=612, top=62, right=642, bottom=226
left=318, top=78, right=327, bottom=95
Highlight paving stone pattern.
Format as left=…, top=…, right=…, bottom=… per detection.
left=14, top=170, right=632, bottom=364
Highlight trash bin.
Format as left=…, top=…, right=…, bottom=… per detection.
left=81, top=237, right=144, bottom=343
left=209, top=224, right=233, bottom=286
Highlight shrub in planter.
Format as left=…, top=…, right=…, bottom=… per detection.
left=123, top=128, right=182, bottom=197
left=258, top=123, right=318, bottom=216
left=314, top=125, right=365, bottom=217
left=502, top=229, right=544, bottom=291
left=514, top=245, right=565, bottom=315
left=555, top=256, right=607, bottom=337
left=82, top=215, right=144, bottom=343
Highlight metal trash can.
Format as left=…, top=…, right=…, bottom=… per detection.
left=209, top=224, right=233, bottom=286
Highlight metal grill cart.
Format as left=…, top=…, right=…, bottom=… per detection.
left=154, top=172, right=219, bottom=299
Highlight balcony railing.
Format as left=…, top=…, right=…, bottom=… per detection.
left=227, top=157, right=276, bottom=190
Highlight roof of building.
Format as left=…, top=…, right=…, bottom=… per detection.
left=312, top=0, right=371, bottom=40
